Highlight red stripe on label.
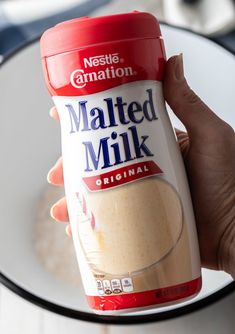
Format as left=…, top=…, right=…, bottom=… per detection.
left=82, top=160, right=162, bottom=191
left=86, top=277, right=202, bottom=311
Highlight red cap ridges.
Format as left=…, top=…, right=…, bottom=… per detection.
left=40, top=12, right=161, bottom=58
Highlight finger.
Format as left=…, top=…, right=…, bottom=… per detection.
left=49, top=106, right=60, bottom=122
left=50, top=197, right=69, bottom=222
left=163, top=54, right=227, bottom=137
left=174, top=128, right=187, bottom=138
left=65, top=224, right=72, bottom=237
left=47, top=157, right=64, bottom=185
left=175, top=129, right=190, bottom=159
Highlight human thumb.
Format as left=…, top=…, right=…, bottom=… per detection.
left=163, top=54, right=227, bottom=138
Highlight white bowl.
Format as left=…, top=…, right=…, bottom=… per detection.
left=0, top=24, right=234, bottom=324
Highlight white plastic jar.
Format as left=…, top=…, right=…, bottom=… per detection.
left=40, top=11, right=202, bottom=313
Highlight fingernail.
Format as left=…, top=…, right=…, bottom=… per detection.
left=174, top=53, right=184, bottom=80
left=47, top=157, right=62, bottom=183
left=47, top=167, right=55, bottom=183
left=50, top=204, right=57, bottom=220
left=174, top=128, right=182, bottom=134
left=49, top=106, right=60, bottom=122
left=65, top=225, right=72, bottom=237
left=47, top=170, right=53, bottom=183
left=49, top=106, right=56, bottom=118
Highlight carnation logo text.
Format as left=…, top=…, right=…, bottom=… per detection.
left=70, top=53, right=135, bottom=88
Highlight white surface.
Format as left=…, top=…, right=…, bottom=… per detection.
left=1, top=284, right=235, bottom=333
left=163, top=0, right=235, bottom=35
left=1, top=0, right=87, bottom=24
left=0, top=24, right=235, bottom=332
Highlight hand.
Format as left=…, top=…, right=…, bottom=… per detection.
left=47, top=55, right=235, bottom=277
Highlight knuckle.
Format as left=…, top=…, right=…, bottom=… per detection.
left=181, top=84, right=201, bottom=105
left=220, top=123, right=235, bottom=142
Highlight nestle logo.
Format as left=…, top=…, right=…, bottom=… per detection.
left=70, top=52, right=135, bottom=89
left=84, top=53, right=120, bottom=68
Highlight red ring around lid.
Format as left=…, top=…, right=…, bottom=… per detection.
left=40, top=12, right=161, bottom=58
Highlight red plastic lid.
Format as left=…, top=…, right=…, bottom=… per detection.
left=40, top=12, right=161, bottom=58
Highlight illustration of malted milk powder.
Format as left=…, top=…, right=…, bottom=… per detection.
left=40, top=12, right=202, bottom=313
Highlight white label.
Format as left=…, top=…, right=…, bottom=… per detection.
left=54, top=80, right=201, bottom=299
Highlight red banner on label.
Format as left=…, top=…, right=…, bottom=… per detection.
left=82, top=160, right=163, bottom=192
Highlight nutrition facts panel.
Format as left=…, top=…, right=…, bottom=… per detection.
left=121, top=278, right=134, bottom=292
left=103, top=280, right=112, bottom=295
left=96, top=278, right=134, bottom=295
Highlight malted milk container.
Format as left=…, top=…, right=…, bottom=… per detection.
left=40, top=12, right=202, bottom=313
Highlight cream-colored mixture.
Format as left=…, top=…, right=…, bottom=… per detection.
left=34, top=185, right=81, bottom=287
left=35, top=180, right=193, bottom=292
left=79, top=177, right=183, bottom=275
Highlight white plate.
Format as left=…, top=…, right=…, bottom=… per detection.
left=0, top=24, right=234, bottom=323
